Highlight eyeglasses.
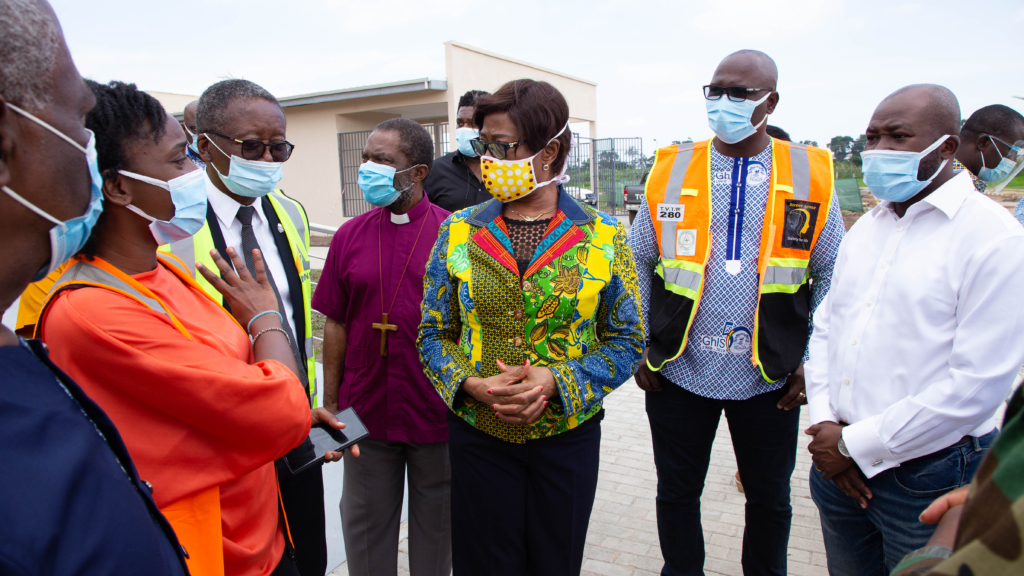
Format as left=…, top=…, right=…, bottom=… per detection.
left=470, top=138, right=520, bottom=160
left=703, top=85, right=773, bottom=102
left=182, top=123, right=197, bottom=134
left=206, top=131, right=295, bottom=162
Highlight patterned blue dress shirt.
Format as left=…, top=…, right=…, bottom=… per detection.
left=628, top=143, right=845, bottom=400
left=1015, top=197, right=1024, bottom=226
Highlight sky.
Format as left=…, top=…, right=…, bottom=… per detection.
left=51, top=0, right=1024, bottom=156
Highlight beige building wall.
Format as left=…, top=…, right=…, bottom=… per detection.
left=146, top=91, right=198, bottom=116
left=276, top=88, right=448, bottom=228
left=147, top=44, right=597, bottom=230
left=444, top=41, right=598, bottom=141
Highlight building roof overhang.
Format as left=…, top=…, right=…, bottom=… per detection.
left=277, top=78, right=448, bottom=108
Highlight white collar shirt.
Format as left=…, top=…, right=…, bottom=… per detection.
left=805, top=170, right=1024, bottom=478
left=205, top=175, right=297, bottom=339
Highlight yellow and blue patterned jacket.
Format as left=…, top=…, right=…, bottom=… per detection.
left=417, top=187, right=645, bottom=443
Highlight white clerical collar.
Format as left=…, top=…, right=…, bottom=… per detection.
left=390, top=211, right=410, bottom=225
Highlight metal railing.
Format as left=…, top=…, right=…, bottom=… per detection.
left=337, top=123, right=450, bottom=218
left=308, top=222, right=337, bottom=349
left=565, top=134, right=645, bottom=216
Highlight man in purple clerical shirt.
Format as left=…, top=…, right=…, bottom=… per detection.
left=312, top=118, right=452, bottom=576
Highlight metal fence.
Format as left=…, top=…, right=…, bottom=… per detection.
left=338, top=122, right=450, bottom=217
left=565, top=134, right=645, bottom=216
left=339, top=126, right=641, bottom=217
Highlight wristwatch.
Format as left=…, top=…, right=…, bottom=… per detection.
left=838, top=437, right=851, bottom=459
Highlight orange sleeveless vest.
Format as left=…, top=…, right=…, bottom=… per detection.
left=643, top=138, right=834, bottom=381
left=36, top=253, right=234, bottom=576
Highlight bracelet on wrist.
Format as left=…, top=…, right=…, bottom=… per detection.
left=247, top=310, right=283, bottom=335
left=251, top=326, right=291, bottom=354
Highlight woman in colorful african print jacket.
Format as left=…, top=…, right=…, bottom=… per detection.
left=417, top=79, right=645, bottom=576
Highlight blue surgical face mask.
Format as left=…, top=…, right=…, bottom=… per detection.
left=978, top=136, right=1016, bottom=183
left=1, top=104, right=105, bottom=281
left=205, top=134, right=283, bottom=198
left=706, top=92, right=771, bottom=144
left=862, top=135, right=950, bottom=203
left=358, top=161, right=418, bottom=207
left=456, top=127, right=480, bottom=157
left=119, top=168, right=208, bottom=244
left=183, top=124, right=200, bottom=156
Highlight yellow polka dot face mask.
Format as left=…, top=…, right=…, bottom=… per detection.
left=480, top=122, right=570, bottom=203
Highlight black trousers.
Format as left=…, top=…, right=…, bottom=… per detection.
left=270, top=548, right=301, bottom=576
left=276, top=460, right=327, bottom=576
left=646, top=376, right=799, bottom=576
left=447, top=410, right=602, bottom=576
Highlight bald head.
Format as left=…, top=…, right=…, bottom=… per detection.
left=183, top=100, right=198, bottom=126
left=714, top=50, right=779, bottom=91
left=884, top=84, right=961, bottom=137
left=865, top=84, right=961, bottom=197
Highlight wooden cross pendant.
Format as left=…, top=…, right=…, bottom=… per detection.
left=372, top=312, right=398, bottom=356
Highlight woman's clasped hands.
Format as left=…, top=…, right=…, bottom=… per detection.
left=463, top=359, right=559, bottom=425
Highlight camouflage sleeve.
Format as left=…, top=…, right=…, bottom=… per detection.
left=416, top=217, right=477, bottom=407
left=548, top=222, right=645, bottom=416
left=890, top=386, right=1024, bottom=576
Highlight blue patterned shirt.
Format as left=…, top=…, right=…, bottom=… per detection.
left=628, top=143, right=845, bottom=400
left=1015, top=197, right=1024, bottom=226
left=186, top=146, right=206, bottom=171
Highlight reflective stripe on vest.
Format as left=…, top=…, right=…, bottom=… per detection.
left=35, top=255, right=227, bottom=576
left=268, top=192, right=316, bottom=406
left=643, top=138, right=834, bottom=380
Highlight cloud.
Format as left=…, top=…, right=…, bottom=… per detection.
left=336, top=0, right=476, bottom=32
left=687, top=0, right=844, bottom=41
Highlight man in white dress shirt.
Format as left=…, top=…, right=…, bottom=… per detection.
left=804, top=84, right=1024, bottom=576
left=172, top=79, right=327, bottom=576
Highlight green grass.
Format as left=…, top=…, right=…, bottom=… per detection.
left=1005, top=173, right=1024, bottom=191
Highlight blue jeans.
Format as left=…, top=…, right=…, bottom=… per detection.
left=646, top=377, right=799, bottom=576
left=810, top=431, right=996, bottom=576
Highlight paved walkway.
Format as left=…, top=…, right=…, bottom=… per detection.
left=330, top=378, right=827, bottom=576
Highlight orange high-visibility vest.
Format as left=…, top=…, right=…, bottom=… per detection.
left=643, top=138, right=834, bottom=381
left=37, top=253, right=226, bottom=576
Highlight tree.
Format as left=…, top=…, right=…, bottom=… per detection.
left=828, top=136, right=854, bottom=161
left=800, top=139, right=819, bottom=148
left=850, top=134, right=867, bottom=166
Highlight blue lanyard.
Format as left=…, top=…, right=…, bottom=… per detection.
left=726, top=157, right=748, bottom=261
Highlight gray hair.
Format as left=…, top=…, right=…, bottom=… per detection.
left=196, top=79, right=281, bottom=134
left=0, top=0, right=62, bottom=111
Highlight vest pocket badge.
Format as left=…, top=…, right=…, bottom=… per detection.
left=657, top=203, right=685, bottom=222
left=676, top=229, right=697, bottom=257
left=782, top=199, right=820, bottom=251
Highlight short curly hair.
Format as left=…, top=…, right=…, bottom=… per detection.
left=374, top=118, right=434, bottom=171
left=196, top=78, right=280, bottom=135
left=0, top=0, right=63, bottom=111
left=79, top=79, right=167, bottom=259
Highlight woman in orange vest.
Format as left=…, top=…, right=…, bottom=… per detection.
left=37, top=81, right=354, bottom=576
